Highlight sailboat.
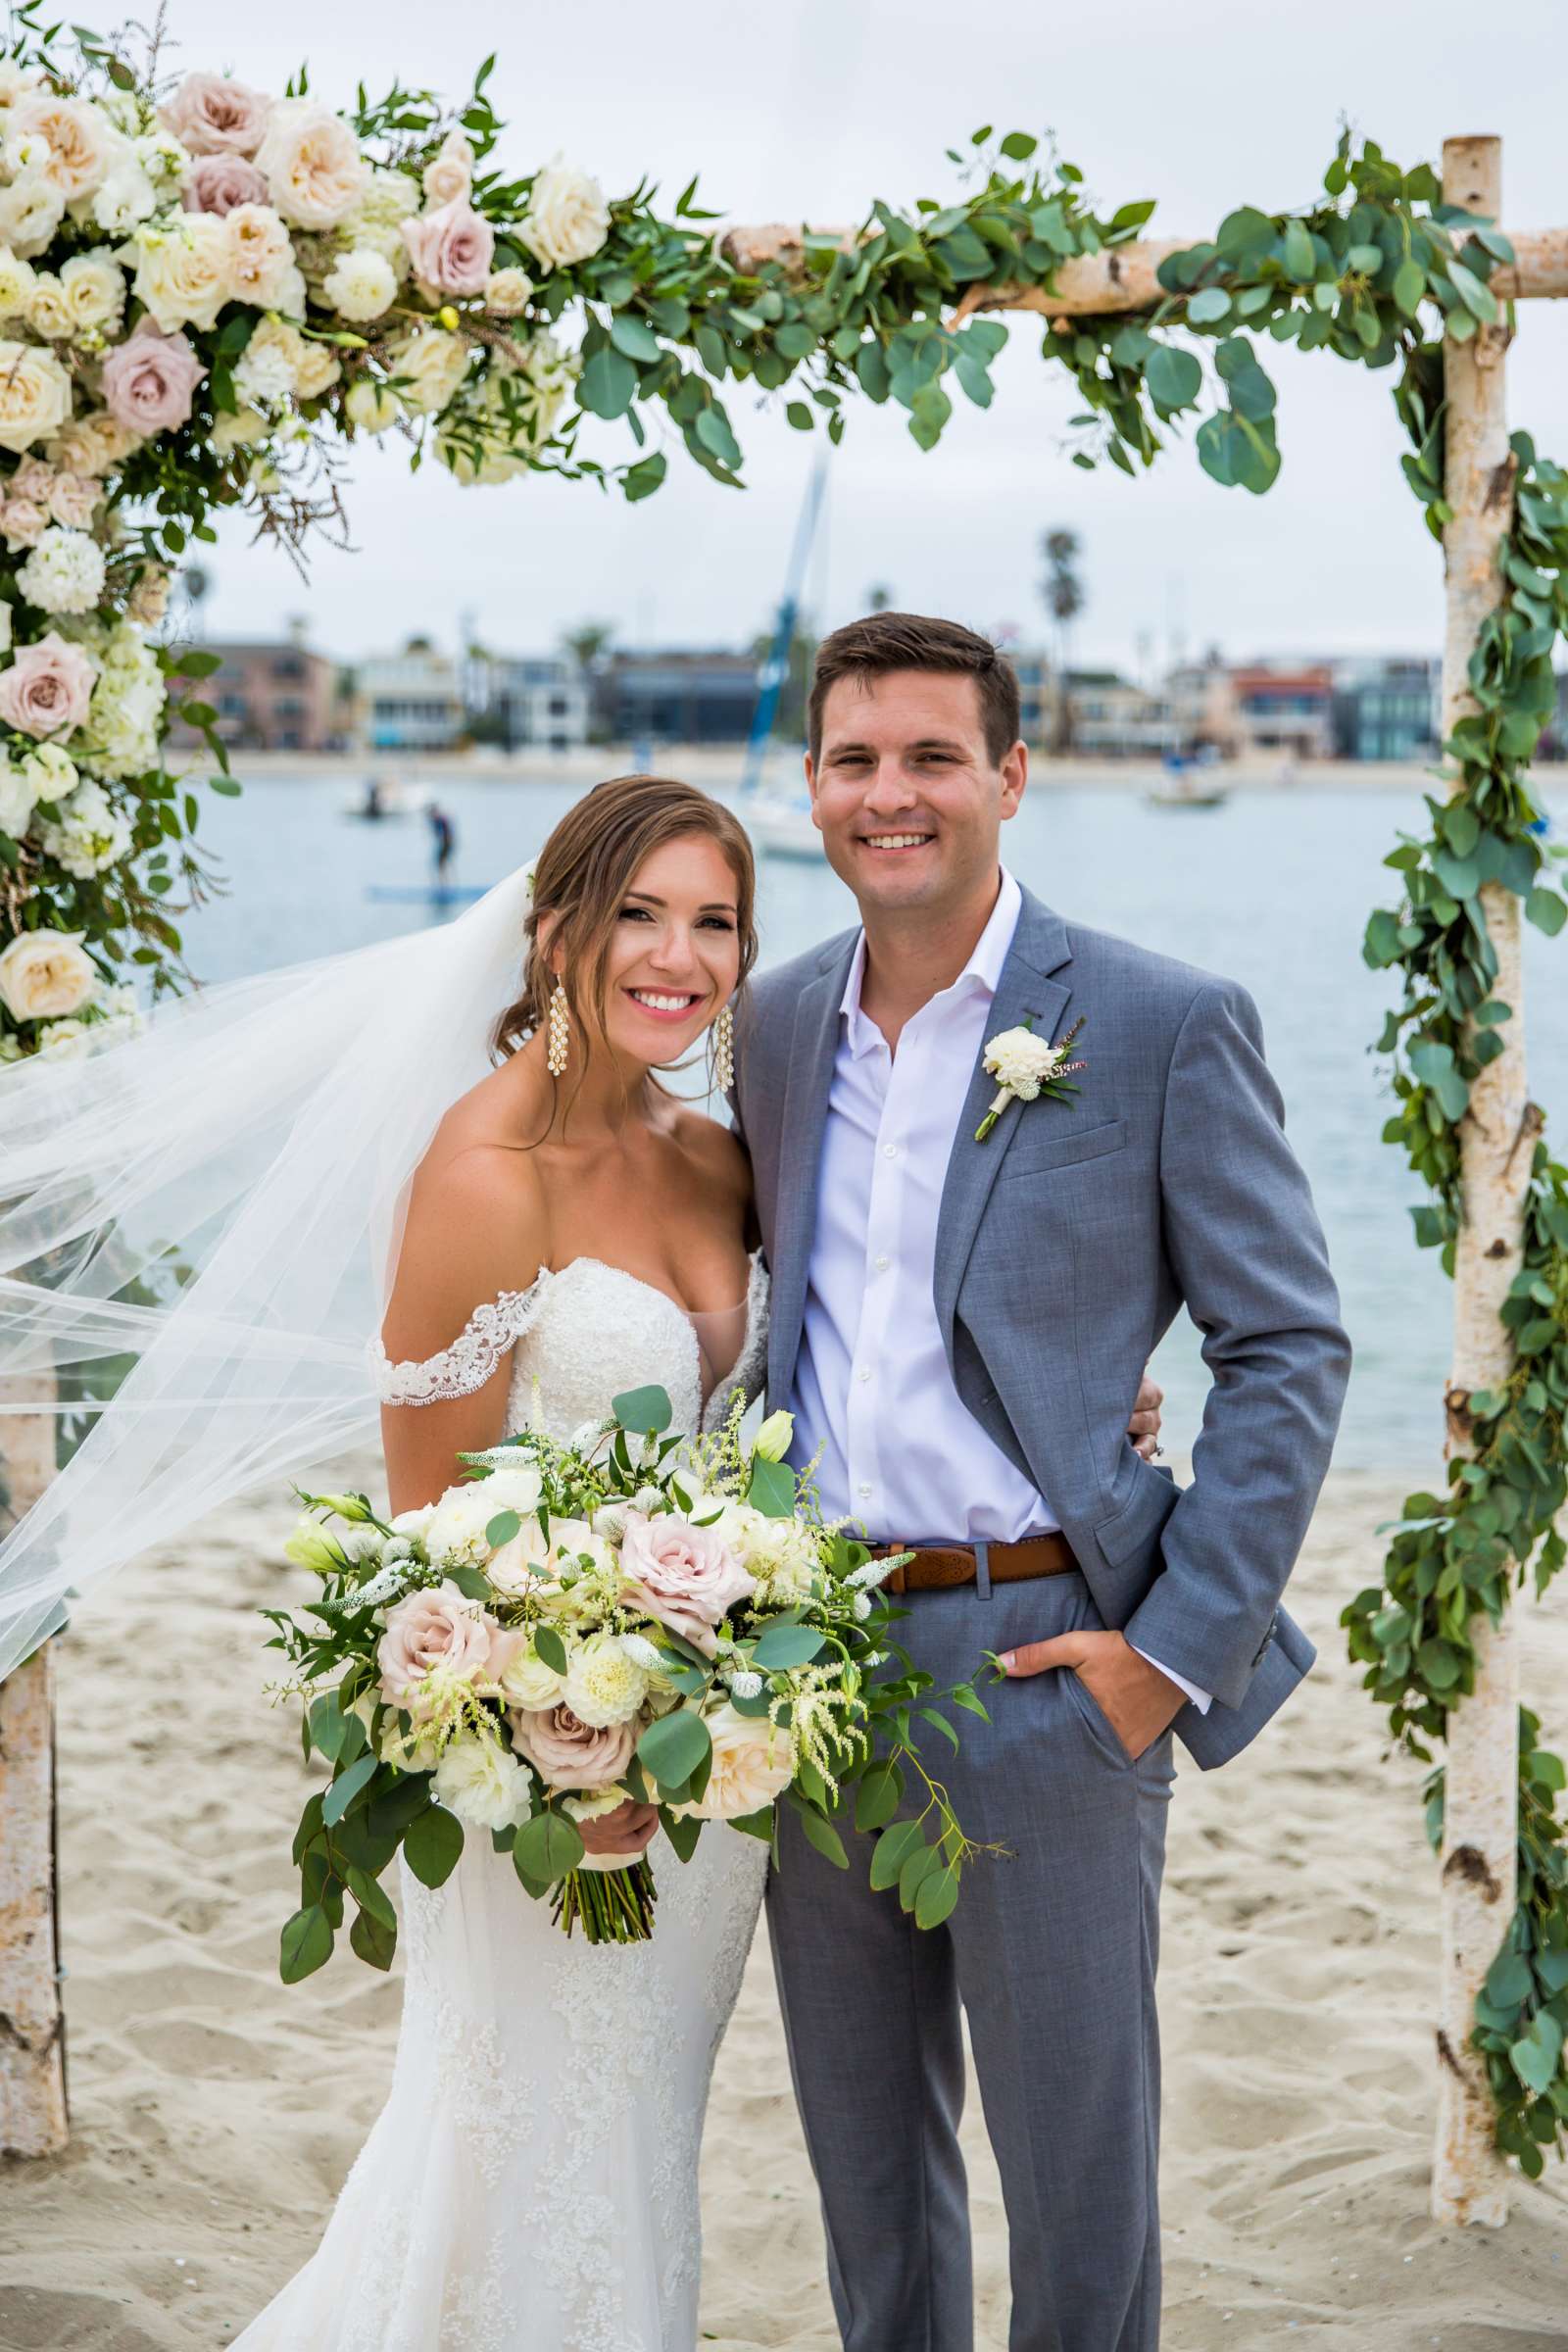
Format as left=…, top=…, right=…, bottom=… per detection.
left=740, top=450, right=830, bottom=862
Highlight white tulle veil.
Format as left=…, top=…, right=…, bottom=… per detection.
left=0, top=862, right=535, bottom=1682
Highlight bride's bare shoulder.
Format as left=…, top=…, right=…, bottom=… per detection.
left=382, top=1078, right=549, bottom=1356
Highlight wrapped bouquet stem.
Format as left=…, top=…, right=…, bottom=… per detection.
left=265, top=1390, right=996, bottom=1971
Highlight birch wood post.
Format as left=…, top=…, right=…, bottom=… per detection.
left=1431, top=132, right=1525, bottom=2231
left=0, top=1389, right=67, bottom=2158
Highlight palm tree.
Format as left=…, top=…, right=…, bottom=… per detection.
left=1040, top=529, right=1085, bottom=755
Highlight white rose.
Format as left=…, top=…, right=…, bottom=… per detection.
left=58, top=249, right=125, bottom=332
left=25, top=272, right=73, bottom=339
left=0, top=927, right=97, bottom=1020
left=254, top=100, right=368, bottom=231
left=421, top=129, right=473, bottom=208
left=517, top=158, right=611, bottom=271
left=483, top=1516, right=553, bottom=1598
left=390, top=1501, right=437, bottom=1541
left=422, top=1482, right=507, bottom=1571
left=291, top=334, right=342, bottom=402
left=674, top=1702, right=794, bottom=1822
left=345, top=377, right=400, bottom=433
left=322, top=245, right=395, bottom=322
left=0, top=247, right=36, bottom=314
left=0, top=173, right=64, bottom=259
left=491, top=1638, right=565, bottom=1711
left=126, top=215, right=232, bottom=333
left=212, top=404, right=270, bottom=454
left=483, top=265, right=533, bottom=316
left=476, top=1464, right=546, bottom=1517
left=36, top=1014, right=91, bottom=1060
left=982, top=1025, right=1063, bottom=1100
left=562, top=1631, right=650, bottom=1728
left=432, top=1739, right=527, bottom=1831
left=390, top=322, right=469, bottom=415
left=0, top=63, right=44, bottom=107
left=89, top=162, right=158, bottom=235
left=0, top=757, right=38, bottom=837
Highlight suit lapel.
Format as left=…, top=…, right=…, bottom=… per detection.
left=766, top=937, right=857, bottom=1404
left=932, top=890, right=1074, bottom=1358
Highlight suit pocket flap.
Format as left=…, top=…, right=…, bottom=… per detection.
left=1094, top=1460, right=1181, bottom=1567
left=999, top=1117, right=1127, bottom=1181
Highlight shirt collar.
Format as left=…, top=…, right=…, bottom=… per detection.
left=840, top=867, right=1023, bottom=1058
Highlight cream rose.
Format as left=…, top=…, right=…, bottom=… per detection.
left=10, top=94, right=116, bottom=201
left=224, top=203, right=296, bottom=306
left=484, top=1628, right=566, bottom=1711
left=255, top=100, right=368, bottom=230
left=58, top=248, right=125, bottom=333
left=389, top=322, right=470, bottom=415
left=0, top=248, right=36, bottom=315
left=518, top=158, right=611, bottom=271
left=484, top=265, right=533, bottom=317
left=0, top=175, right=64, bottom=260
left=159, top=73, right=271, bottom=160
left=344, top=378, right=400, bottom=433
left=126, top=215, right=233, bottom=334
left=674, top=1702, right=795, bottom=1822
left=376, top=1579, right=496, bottom=1709
left=508, top=1699, right=636, bottom=1791
left=0, top=927, right=97, bottom=1021
left=432, top=1735, right=528, bottom=1831
left=25, top=274, right=72, bottom=339
left=0, top=630, right=96, bottom=735
left=0, top=340, right=71, bottom=453
left=421, top=129, right=474, bottom=208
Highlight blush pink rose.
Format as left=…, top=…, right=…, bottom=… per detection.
left=182, top=154, right=270, bottom=217
left=1, top=497, right=45, bottom=552
left=509, top=1701, right=636, bottom=1791
left=47, top=474, right=97, bottom=529
left=160, top=72, right=271, bottom=159
left=100, top=324, right=208, bottom=438
left=0, top=630, right=96, bottom=738
left=401, top=196, right=495, bottom=297
left=618, top=1511, right=756, bottom=1658
left=377, top=1580, right=496, bottom=1709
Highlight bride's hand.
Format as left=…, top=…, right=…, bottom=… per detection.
left=1129, top=1369, right=1164, bottom=1460
left=577, top=1799, right=661, bottom=1859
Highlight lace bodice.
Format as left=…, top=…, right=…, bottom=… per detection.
left=369, top=1252, right=769, bottom=1442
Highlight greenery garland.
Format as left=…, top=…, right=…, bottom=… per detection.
left=2, top=14, right=1563, bottom=2171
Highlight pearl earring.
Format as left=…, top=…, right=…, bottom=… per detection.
left=546, top=980, right=569, bottom=1078
left=711, top=1003, right=734, bottom=1093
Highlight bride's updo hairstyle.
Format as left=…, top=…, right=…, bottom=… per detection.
left=493, top=773, right=759, bottom=1104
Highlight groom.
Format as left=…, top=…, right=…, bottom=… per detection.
left=729, top=612, right=1350, bottom=2352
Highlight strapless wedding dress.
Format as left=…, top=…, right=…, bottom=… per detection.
left=234, top=1254, right=772, bottom=2352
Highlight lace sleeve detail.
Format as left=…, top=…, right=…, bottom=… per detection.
left=368, top=1278, right=547, bottom=1405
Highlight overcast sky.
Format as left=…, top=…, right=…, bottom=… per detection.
left=189, top=0, right=1568, bottom=672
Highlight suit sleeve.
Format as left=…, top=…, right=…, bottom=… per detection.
left=1122, top=981, right=1351, bottom=1709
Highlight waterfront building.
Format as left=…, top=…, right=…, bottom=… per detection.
left=352, top=640, right=465, bottom=753
left=597, top=649, right=758, bottom=746
left=1330, top=657, right=1442, bottom=762
left=165, top=622, right=344, bottom=752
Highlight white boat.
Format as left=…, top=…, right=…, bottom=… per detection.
left=745, top=795, right=827, bottom=860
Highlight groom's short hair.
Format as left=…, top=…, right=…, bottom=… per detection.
left=808, top=612, right=1020, bottom=767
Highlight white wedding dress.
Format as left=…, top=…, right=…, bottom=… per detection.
left=235, top=1254, right=773, bottom=2352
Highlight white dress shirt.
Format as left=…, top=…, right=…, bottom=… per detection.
left=787, top=868, right=1210, bottom=1714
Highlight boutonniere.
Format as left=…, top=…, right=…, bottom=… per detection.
left=974, top=1014, right=1087, bottom=1143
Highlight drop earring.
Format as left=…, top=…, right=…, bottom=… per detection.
left=711, top=1002, right=734, bottom=1092
left=546, top=980, right=569, bottom=1078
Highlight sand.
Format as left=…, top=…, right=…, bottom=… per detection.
left=2, top=1455, right=1566, bottom=2352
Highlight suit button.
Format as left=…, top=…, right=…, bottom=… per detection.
left=1252, top=1612, right=1279, bottom=1668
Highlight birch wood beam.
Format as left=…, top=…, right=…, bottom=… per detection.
left=0, top=1389, right=67, bottom=2159
left=1431, top=132, right=1522, bottom=2234
left=719, top=225, right=1568, bottom=316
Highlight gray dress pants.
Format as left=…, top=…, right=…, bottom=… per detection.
left=766, top=1569, right=1174, bottom=2352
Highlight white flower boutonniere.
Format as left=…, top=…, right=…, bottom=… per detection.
left=975, top=1013, right=1087, bottom=1143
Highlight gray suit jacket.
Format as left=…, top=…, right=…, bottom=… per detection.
left=731, top=883, right=1352, bottom=1769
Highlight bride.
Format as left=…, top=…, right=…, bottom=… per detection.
left=0, top=768, right=1163, bottom=2350
left=237, top=773, right=772, bottom=2350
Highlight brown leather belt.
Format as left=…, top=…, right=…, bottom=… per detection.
left=870, top=1531, right=1080, bottom=1596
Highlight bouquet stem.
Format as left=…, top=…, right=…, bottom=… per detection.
left=553, top=1857, right=659, bottom=1942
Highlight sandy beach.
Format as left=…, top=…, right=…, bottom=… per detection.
left=2, top=1455, right=1566, bottom=2351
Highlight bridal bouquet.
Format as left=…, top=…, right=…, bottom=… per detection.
left=265, top=1387, right=990, bottom=1976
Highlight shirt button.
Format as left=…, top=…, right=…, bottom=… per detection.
left=883, top=1143, right=899, bottom=1159
left=858, top=1367, right=872, bottom=1384
left=858, top=1483, right=872, bottom=1499
left=874, top=1254, right=890, bottom=1272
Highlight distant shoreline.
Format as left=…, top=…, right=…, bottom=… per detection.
left=180, top=745, right=1568, bottom=798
